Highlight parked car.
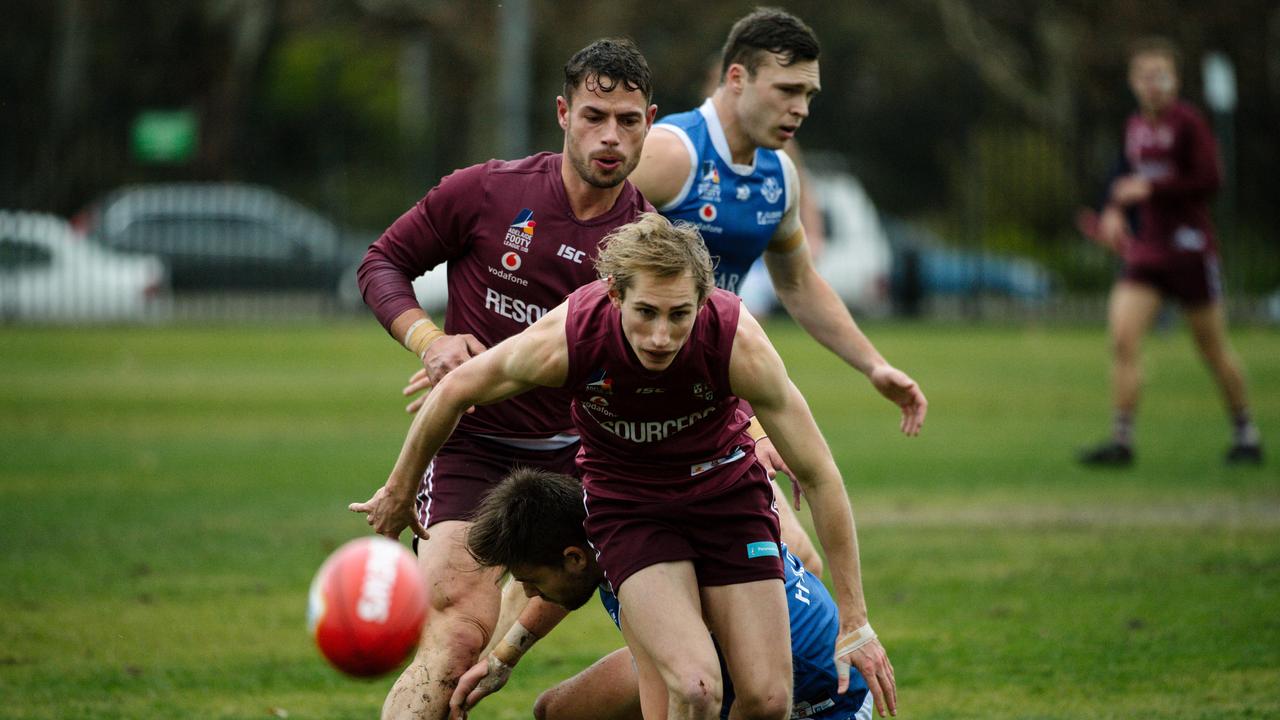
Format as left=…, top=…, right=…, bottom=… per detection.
left=75, top=183, right=371, bottom=294
left=0, top=211, right=168, bottom=323
left=736, top=169, right=893, bottom=316
left=881, top=217, right=1054, bottom=314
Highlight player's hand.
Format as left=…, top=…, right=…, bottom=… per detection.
left=1097, top=205, right=1133, bottom=253
left=836, top=636, right=896, bottom=717
left=404, top=334, right=488, bottom=412
left=868, top=364, right=927, bottom=436
left=348, top=483, right=428, bottom=542
left=448, top=654, right=513, bottom=719
left=755, top=437, right=802, bottom=507
left=1110, top=174, right=1151, bottom=206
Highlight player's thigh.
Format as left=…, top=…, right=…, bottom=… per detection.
left=1183, top=300, right=1233, bottom=358
left=417, top=520, right=503, bottom=619
left=535, top=647, right=642, bottom=720
left=701, top=579, right=792, bottom=703
left=1108, top=280, right=1162, bottom=347
left=616, top=561, right=721, bottom=690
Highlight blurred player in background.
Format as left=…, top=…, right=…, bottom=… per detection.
left=448, top=467, right=874, bottom=720
left=353, top=213, right=899, bottom=719
left=353, top=38, right=657, bottom=719
left=1077, top=37, right=1263, bottom=466
left=629, top=7, right=926, bottom=568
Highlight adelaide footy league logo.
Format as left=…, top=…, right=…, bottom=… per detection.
left=504, top=209, right=536, bottom=252
left=585, top=368, right=613, bottom=395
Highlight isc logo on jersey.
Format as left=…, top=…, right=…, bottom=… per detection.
left=505, top=209, right=536, bottom=252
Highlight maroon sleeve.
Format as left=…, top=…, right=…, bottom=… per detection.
left=356, top=164, right=487, bottom=334
left=1149, top=107, right=1221, bottom=202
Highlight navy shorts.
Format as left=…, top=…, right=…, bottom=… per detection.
left=415, top=433, right=579, bottom=529
left=582, top=460, right=782, bottom=593
left=1124, top=252, right=1222, bottom=308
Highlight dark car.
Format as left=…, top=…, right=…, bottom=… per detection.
left=75, top=183, right=370, bottom=294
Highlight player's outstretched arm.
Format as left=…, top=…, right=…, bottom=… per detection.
left=350, top=304, right=571, bottom=541
left=449, top=597, right=571, bottom=719
left=729, top=307, right=897, bottom=717
left=763, top=228, right=926, bottom=436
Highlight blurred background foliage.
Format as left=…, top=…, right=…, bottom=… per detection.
left=2, top=0, right=1278, bottom=295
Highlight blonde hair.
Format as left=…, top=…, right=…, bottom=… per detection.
left=595, top=212, right=716, bottom=303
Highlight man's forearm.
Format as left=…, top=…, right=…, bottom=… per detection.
left=387, top=385, right=465, bottom=494
left=804, top=467, right=868, bottom=626
left=776, top=275, right=886, bottom=376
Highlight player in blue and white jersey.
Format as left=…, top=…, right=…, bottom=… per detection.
left=451, top=468, right=877, bottom=720
left=629, top=8, right=927, bottom=449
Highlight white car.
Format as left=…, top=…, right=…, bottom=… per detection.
left=0, top=211, right=169, bottom=323
left=737, top=170, right=892, bottom=316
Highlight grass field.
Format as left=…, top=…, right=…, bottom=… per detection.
left=1, top=319, right=1277, bottom=719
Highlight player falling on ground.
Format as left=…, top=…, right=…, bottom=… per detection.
left=630, top=8, right=927, bottom=504
left=353, top=39, right=657, bottom=720
left=448, top=466, right=875, bottom=720
left=1076, top=36, right=1262, bottom=466
left=353, top=213, right=900, bottom=719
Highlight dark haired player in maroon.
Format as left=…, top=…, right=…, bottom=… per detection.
left=351, top=39, right=656, bottom=720
left=353, top=213, right=898, bottom=720
left=1078, top=37, right=1262, bottom=466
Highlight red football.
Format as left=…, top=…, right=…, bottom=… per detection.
left=307, top=536, right=428, bottom=677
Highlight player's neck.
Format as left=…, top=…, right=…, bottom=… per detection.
left=710, top=92, right=758, bottom=165
left=560, top=161, right=625, bottom=221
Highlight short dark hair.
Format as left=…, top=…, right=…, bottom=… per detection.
left=467, top=468, right=588, bottom=569
left=563, top=37, right=653, bottom=103
left=1128, top=36, right=1180, bottom=68
left=720, top=7, right=820, bottom=80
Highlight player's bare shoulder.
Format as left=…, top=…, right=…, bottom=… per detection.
left=631, top=127, right=693, bottom=208
left=728, top=302, right=788, bottom=404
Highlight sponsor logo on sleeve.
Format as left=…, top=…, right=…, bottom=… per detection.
left=746, top=541, right=780, bottom=559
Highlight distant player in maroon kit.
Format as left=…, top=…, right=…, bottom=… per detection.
left=353, top=213, right=898, bottom=720
left=351, top=39, right=657, bottom=719
left=1077, top=37, right=1262, bottom=466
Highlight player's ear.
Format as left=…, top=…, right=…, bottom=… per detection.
left=606, top=276, right=623, bottom=308
left=562, top=546, right=589, bottom=572
left=646, top=103, right=658, bottom=128
left=557, top=96, right=570, bottom=130
left=725, top=63, right=747, bottom=93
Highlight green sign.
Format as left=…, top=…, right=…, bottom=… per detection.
left=132, top=109, right=198, bottom=164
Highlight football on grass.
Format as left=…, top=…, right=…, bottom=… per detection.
left=307, top=536, right=427, bottom=677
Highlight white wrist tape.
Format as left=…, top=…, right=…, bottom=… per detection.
left=835, top=623, right=877, bottom=657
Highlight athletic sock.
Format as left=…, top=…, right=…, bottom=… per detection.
left=1112, top=411, right=1134, bottom=447
left=1232, top=409, right=1261, bottom=447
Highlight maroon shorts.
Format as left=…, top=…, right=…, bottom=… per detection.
left=1123, top=252, right=1221, bottom=308
left=415, top=434, right=579, bottom=529
left=582, top=460, right=783, bottom=593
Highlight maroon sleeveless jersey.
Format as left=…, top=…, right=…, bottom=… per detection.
left=359, top=152, right=651, bottom=440
left=1123, top=100, right=1221, bottom=266
left=563, top=280, right=755, bottom=501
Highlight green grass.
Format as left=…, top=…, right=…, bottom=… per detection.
left=1, top=320, right=1277, bottom=719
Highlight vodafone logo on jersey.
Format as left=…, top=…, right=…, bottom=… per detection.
left=699, top=203, right=718, bottom=222
left=501, top=252, right=522, bottom=271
